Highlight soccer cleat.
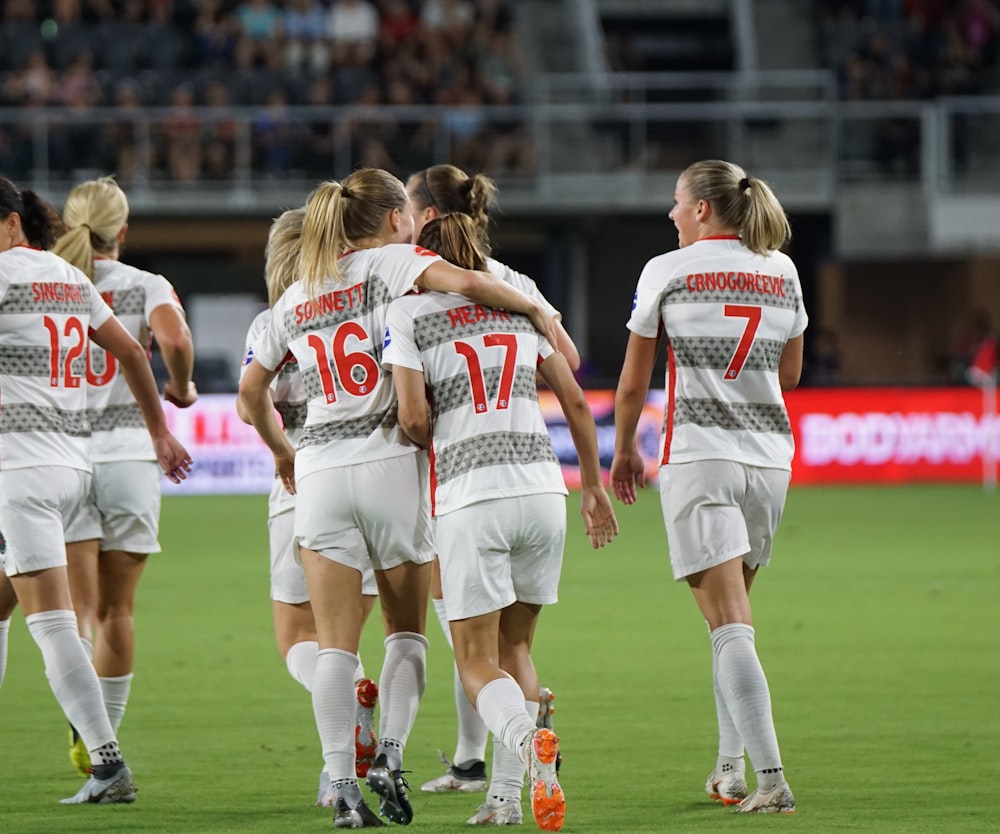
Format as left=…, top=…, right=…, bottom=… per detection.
left=355, top=678, right=379, bottom=778
left=420, top=755, right=488, bottom=793
left=333, top=796, right=385, bottom=828
left=366, top=753, right=413, bottom=825
left=59, top=762, right=136, bottom=805
left=733, top=782, right=796, bottom=814
left=705, top=769, right=748, bottom=806
left=536, top=688, right=555, bottom=730
left=527, top=728, right=564, bottom=831
left=68, top=724, right=91, bottom=778
left=467, top=796, right=523, bottom=826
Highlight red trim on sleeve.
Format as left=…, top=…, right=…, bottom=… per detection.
left=661, top=340, right=677, bottom=465
left=429, top=444, right=438, bottom=517
left=275, top=350, right=296, bottom=372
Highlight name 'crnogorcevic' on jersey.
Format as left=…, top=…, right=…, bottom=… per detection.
left=627, top=236, right=808, bottom=470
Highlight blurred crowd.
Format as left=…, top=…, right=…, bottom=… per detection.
left=0, top=0, right=534, bottom=184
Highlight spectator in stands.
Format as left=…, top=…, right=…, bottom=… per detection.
left=234, top=0, right=283, bottom=70
left=297, top=74, right=342, bottom=177
left=380, top=0, right=420, bottom=48
left=283, top=0, right=329, bottom=73
left=162, top=82, right=202, bottom=183
left=251, top=89, right=296, bottom=178
left=194, top=0, right=240, bottom=69
left=326, top=0, right=379, bottom=66
left=104, top=79, right=147, bottom=188
left=51, top=49, right=104, bottom=175
left=421, top=0, right=476, bottom=38
left=202, top=78, right=239, bottom=180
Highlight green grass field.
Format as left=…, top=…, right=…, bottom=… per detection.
left=3, top=486, right=999, bottom=833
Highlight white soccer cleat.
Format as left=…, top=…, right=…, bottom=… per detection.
left=317, top=767, right=333, bottom=807
left=705, top=768, right=748, bottom=805
left=420, top=755, right=488, bottom=793
left=59, top=762, right=136, bottom=805
left=467, top=796, right=523, bottom=825
left=733, top=782, right=795, bottom=814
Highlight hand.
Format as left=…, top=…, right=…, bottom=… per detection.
left=528, top=306, right=561, bottom=356
left=163, top=379, right=198, bottom=408
left=275, top=446, right=296, bottom=495
left=154, top=432, right=193, bottom=484
left=580, top=486, right=619, bottom=549
left=610, top=448, right=646, bottom=505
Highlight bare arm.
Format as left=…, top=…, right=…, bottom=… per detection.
left=779, top=333, right=804, bottom=391
left=392, top=365, right=432, bottom=449
left=90, top=316, right=192, bottom=483
left=238, top=359, right=296, bottom=494
left=149, top=303, right=197, bottom=408
left=610, top=332, right=658, bottom=505
left=553, top=320, right=580, bottom=372
left=538, top=351, right=618, bottom=548
left=416, top=260, right=560, bottom=351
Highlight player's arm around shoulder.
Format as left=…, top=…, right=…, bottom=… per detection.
left=538, top=352, right=619, bottom=549
left=392, top=365, right=432, bottom=449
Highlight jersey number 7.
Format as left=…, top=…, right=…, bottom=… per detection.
left=723, top=304, right=762, bottom=380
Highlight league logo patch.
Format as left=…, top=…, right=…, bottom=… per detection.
left=631, top=291, right=638, bottom=313
left=383, top=326, right=392, bottom=349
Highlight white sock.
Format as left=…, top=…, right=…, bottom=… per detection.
left=432, top=597, right=452, bottom=648
left=0, top=618, right=10, bottom=688
left=377, top=631, right=428, bottom=768
left=26, top=610, right=115, bottom=753
left=711, top=624, right=783, bottom=789
left=355, top=656, right=366, bottom=683
left=313, top=648, right=360, bottom=782
left=475, top=676, right=536, bottom=767
left=713, top=642, right=745, bottom=771
left=99, top=674, right=133, bottom=734
left=454, top=662, right=489, bottom=765
left=286, top=640, right=318, bottom=692
left=80, top=636, right=94, bottom=661
left=489, top=696, right=534, bottom=798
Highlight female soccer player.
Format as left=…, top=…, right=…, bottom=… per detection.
left=406, top=164, right=578, bottom=793
left=611, top=160, right=806, bottom=814
left=238, top=168, right=559, bottom=829
left=236, top=208, right=380, bottom=803
left=0, top=176, right=191, bottom=804
left=384, top=212, right=618, bottom=831
left=51, top=176, right=197, bottom=777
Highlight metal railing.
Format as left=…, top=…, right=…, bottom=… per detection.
left=2, top=82, right=998, bottom=213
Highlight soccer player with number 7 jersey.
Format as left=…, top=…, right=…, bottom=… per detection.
left=0, top=176, right=191, bottom=806
left=383, top=213, right=618, bottom=832
left=238, top=168, right=560, bottom=830
left=611, top=160, right=807, bottom=815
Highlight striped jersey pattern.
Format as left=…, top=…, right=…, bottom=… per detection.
left=627, top=237, right=808, bottom=470
left=252, top=244, right=441, bottom=479
left=383, top=291, right=566, bottom=516
left=86, top=259, right=185, bottom=462
left=0, top=246, right=114, bottom=471
left=242, top=309, right=306, bottom=517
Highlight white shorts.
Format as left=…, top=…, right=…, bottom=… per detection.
left=658, top=460, right=790, bottom=581
left=268, top=508, right=377, bottom=603
left=0, top=466, right=91, bottom=576
left=64, top=460, right=162, bottom=553
left=294, top=453, right=434, bottom=575
left=436, top=493, right=566, bottom=621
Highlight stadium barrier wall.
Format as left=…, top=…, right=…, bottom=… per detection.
left=161, top=388, right=1000, bottom=495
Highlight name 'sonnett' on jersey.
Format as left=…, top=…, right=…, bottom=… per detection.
left=627, top=236, right=808, bottom=471
left=250, top=243, right=443, bottom=481
left=0, top=246, right=114, bottom=471
left=382, top=291, right=567, bottom=517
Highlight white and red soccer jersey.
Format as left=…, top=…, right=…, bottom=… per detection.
left=85, top=258, right=185, bottom=463
left=627, top=236, right=808, bottom=471
left=0, top=245, right=114, bottom=471
left=252, top=244, right=442, bottom=479
left=383, top=292, right=567, bottom=516
left=242, top=308, right=305, bottom=517
left=485, top=258, right=560, bottom=320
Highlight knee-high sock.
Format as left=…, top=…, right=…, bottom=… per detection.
left=711, top=624, right=782, bottom=784
left=712, top=639, right=745, bottom=769
left=475, top=676, right=536, bottom=767
left=0, top=618, right=10, bottom=688
left=489, top=696, right=535, bottom=798
left=26, top=610, right=115, bottom=753
left=99, top=674, right=133, bottom=735
left=313, top=648, right=360, bottom=782
left=286, top=640, right=319, bottom=692
left=454, top=661, right=489, bottom=765
left=377, top=632, right=428, bottom=770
